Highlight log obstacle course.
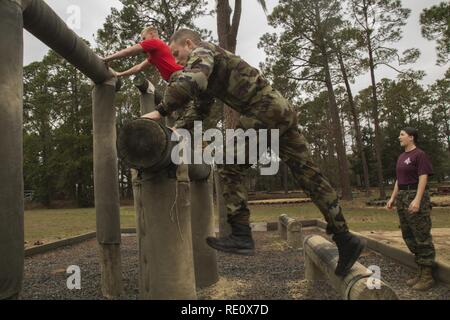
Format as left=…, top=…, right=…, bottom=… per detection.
left=1, top=0, right=445, bottom=301
left=0, top=0, right=218, bottom=300
left=276, top=216, right=403, bottom=299
left=118, top=75, right=218, bottom=299
left=1, top=0, right=122, bottom=299
left=302, top=219, right=450, bottom=286
left=303, top=235, right=398, bottom=300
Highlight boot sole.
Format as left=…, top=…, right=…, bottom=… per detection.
left=206, top=239, right=255, bottom=256
left=335, top=237, right=367, bottom=277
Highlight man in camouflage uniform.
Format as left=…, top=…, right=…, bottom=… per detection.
left=142, top=29, right=365, bottom=276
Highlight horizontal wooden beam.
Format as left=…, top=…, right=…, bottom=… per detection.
left=304, top=235, right=398, bottom=300
left=22, top=0, right=113, bottom=84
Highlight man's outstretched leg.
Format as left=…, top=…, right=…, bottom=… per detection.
left=206, top=163, right=255, bottom=255
left=279, top=126, right=366, bottom=276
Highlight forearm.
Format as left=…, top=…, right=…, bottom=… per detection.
left=117, top=64, right=142, bottom=77
left=104, top=49, right=129, bottom=62
left=104, top=44, right=143, bottom=62
left=390, top=181, right=399, bottom=200
left=158, top=76, right=196, bottom=117
left=415, top=175, right=428, bottom=202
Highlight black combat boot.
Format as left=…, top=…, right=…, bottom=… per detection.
left=206, top=223, right=255, bottom=256
left=333, top=231, right=366, bottom=277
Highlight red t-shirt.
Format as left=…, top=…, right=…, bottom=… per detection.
left=396, top=148, right=433, bottom=185
left=139, top=39, right=183, bottom=81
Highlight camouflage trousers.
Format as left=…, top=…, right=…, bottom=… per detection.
left=396, top=190, right=435, bottom=267
left=217, top=100, right=349, bottom=235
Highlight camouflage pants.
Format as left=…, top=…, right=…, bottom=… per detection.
left=396, top=190, right=435, bottom=267
left=217, top=92, right=348, bottom=234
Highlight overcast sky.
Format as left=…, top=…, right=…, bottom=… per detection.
left=24, top=0, right=448, bottom=93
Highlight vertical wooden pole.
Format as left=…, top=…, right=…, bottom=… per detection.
left=132, top=77, right=197, bottom=298
left=0, top=0, right=24, bottom=300
left=139, top=166, right=197, bottom=299
left=190, top=174, right=219, bottom=288
left=92, top=77, right=122, bottom=298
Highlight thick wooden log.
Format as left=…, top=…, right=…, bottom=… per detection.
left=0, top=0, right=24, bottom=300
left=92, top=77, right=122, bottom=298
left=303, top=235, right=398, bottom=300
left=118, top=119, right=211, bottom=181
left=22, top=0, right=113, bottom=84
left=138, top=166, right=197, bottom=299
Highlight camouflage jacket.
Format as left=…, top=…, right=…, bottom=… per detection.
left=156, top=42, right=272, bottom=129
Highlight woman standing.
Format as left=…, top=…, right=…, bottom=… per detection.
left=386, top=127, right=436, bottom=291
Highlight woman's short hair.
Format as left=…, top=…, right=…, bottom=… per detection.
left=402, top=127, right=419, bottom=144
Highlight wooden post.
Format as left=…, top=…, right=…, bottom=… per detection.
left=133, top=74, right=155, bottom=115
left=139, top=165, right=197, bottom=299
left=278, top=214, right=288, bottom=240
left=190, top=174, right=219, bottom=288
left=303, top=235, right=398, bottom=300
left=132, top=75, right=156, bottom=297
left=92, top=77, right=122, bottom=298
left=0, top=0, right=24, bottom=300
left=278, top=214, right=303, bottom=249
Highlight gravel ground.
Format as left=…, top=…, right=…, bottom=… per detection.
left=20, top=231, right=449, bottom=300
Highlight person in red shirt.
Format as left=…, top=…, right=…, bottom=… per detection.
left=102, top=26, right=183, bottom=81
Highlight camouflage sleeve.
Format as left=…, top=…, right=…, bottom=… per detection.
left=174, top=92, right=216, bottom=129
left=156, top=46, right=215, bottom=117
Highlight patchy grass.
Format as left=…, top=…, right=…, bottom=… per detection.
left=24, top=207, right=135, bottom=246
left=24, top=196, right=450, bottom=245
left=248, top=203, right=450, bottom=231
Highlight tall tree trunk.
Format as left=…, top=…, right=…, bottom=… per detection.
left=443, top=105, right=450, bottom=152
left=316, top=37, right=352, bottom=200
left=312, top=4, right=352, bottom=200
left=322, top=62, right=352, bottom=200
left=363, top=1, right=386, bottom=199
left=337, top=50, right=371, bottom=196
left=216, top=0, right=242, bottom=129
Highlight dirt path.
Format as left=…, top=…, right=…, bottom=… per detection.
left=20, top=231, right=450, bottom=300
left=359, top=228, right=450, bottom=264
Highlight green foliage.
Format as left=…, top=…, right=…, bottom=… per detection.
left=350, top=0, right=420, bottom=74
left=22, top=0, right=449, bottom=208
left=356, top=74, right=450, bottom=183
left=420, top=2, right=450, bottom=65
left=24, top=49, right=94, bottom=207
